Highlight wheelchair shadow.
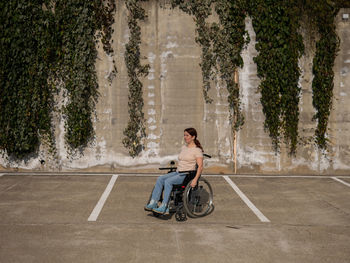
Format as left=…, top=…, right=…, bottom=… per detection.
left=145, top=204, right=215, bottom=221
left=146, top=212, right=174, bottom=221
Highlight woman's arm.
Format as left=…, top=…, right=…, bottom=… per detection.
left=190, top=156, right=203, bottom=188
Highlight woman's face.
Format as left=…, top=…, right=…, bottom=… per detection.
left=184, top=131, right=195, bottom=144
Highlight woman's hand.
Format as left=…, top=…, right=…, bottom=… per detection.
left=190, top=178, right=198, bottom=188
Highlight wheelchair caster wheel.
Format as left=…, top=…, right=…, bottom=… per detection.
left=175, top=211, right=187, bottom=222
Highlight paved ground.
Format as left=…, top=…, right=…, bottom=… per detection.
left=0, top=173, right=350, bottom=263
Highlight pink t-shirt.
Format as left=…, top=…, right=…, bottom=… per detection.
left=177, top=145, right=203, bottom=172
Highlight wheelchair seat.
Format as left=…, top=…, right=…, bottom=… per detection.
left=172, top=170, right=197, bottom=190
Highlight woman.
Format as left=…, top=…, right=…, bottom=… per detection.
left=144, top=127, right=204, bottom=214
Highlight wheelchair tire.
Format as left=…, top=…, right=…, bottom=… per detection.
left=175, top=210, right=187, bottom=222
left=183, top=177, right=213, bottom=218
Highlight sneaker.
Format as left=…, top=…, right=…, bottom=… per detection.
left=144, top=202, right=158, bottom=211
left=152, top=205, right=169, bottom=215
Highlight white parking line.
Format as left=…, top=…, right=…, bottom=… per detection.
left=223, top=176, right=270, bottom=223
left=88, top=174, right=119, bottom=222
left=332, top=177, right=350, bottom=188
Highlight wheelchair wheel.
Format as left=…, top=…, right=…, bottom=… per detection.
left=175, top=210, right=187, bottom=222
left=183, top=177, right=213, bottom=218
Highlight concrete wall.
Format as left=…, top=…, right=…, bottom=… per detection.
left=1, top=3, right=349, bottom=175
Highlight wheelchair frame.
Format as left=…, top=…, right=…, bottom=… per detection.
left=147, top=154, right=214, bottom=222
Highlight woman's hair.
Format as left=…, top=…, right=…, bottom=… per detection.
left=184, top=127, right=204, bottom=152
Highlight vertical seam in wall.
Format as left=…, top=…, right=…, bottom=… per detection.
left=156, top=0, right=162, bottom=153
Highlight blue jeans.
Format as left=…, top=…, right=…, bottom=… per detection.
left=151, top=171, right=187, bottom=206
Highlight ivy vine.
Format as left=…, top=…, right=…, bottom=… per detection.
left=54, top=1, right=99, bottom=153
left=249, top=0, right=345, bottom=154
left=303, top=0, right=340, bottom=151
left=170, top=0, right=216, bottom=103
left=0, top=0, right=56, bottom=159
left=211, top=0, right=249, bottom=131
left=170, top=0, right=249, bottom=131
left=122, top=0, right=150, bottom=157
left=0, top=0, right=116, bottom=159
left=249, top=0, right=304, bottom=155
left=55, top=0, right=117, bottom=154
left=1, top=0, right=347, bottom=160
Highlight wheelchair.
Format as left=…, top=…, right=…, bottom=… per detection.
left=147, top=154, right=214, bottom=222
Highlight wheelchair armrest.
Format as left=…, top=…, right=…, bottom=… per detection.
left=159, top=167, right=177, bottom=172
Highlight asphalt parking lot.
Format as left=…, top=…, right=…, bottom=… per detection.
left=0, top=173, right=349, bottom=263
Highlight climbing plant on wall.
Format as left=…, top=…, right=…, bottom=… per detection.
left=55, top=1, right=100, bottom=152
left=302, top=0, right=340, bottom=151
left=123, top=0, right=150, bottom=157
left=0, top=0, right=56, bottom=159
left=0, top=0, right=116, bottom=159
left=211, top=0, right=249, bottom=131
left=170, top=0, right=215, bottom=103
left=249, top=0, right=343, bottom=154
left=55, top=0, right=117, bottom=154
left=170, top=0, right=249, bottom=131
left=249, top=0, right=304, bottom=155
left=0, top=0, right=346, bottom=160
left=168, top=0, right=344, bottom=156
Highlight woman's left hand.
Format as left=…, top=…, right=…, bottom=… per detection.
left=190, top=179, right=197, bottom=188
